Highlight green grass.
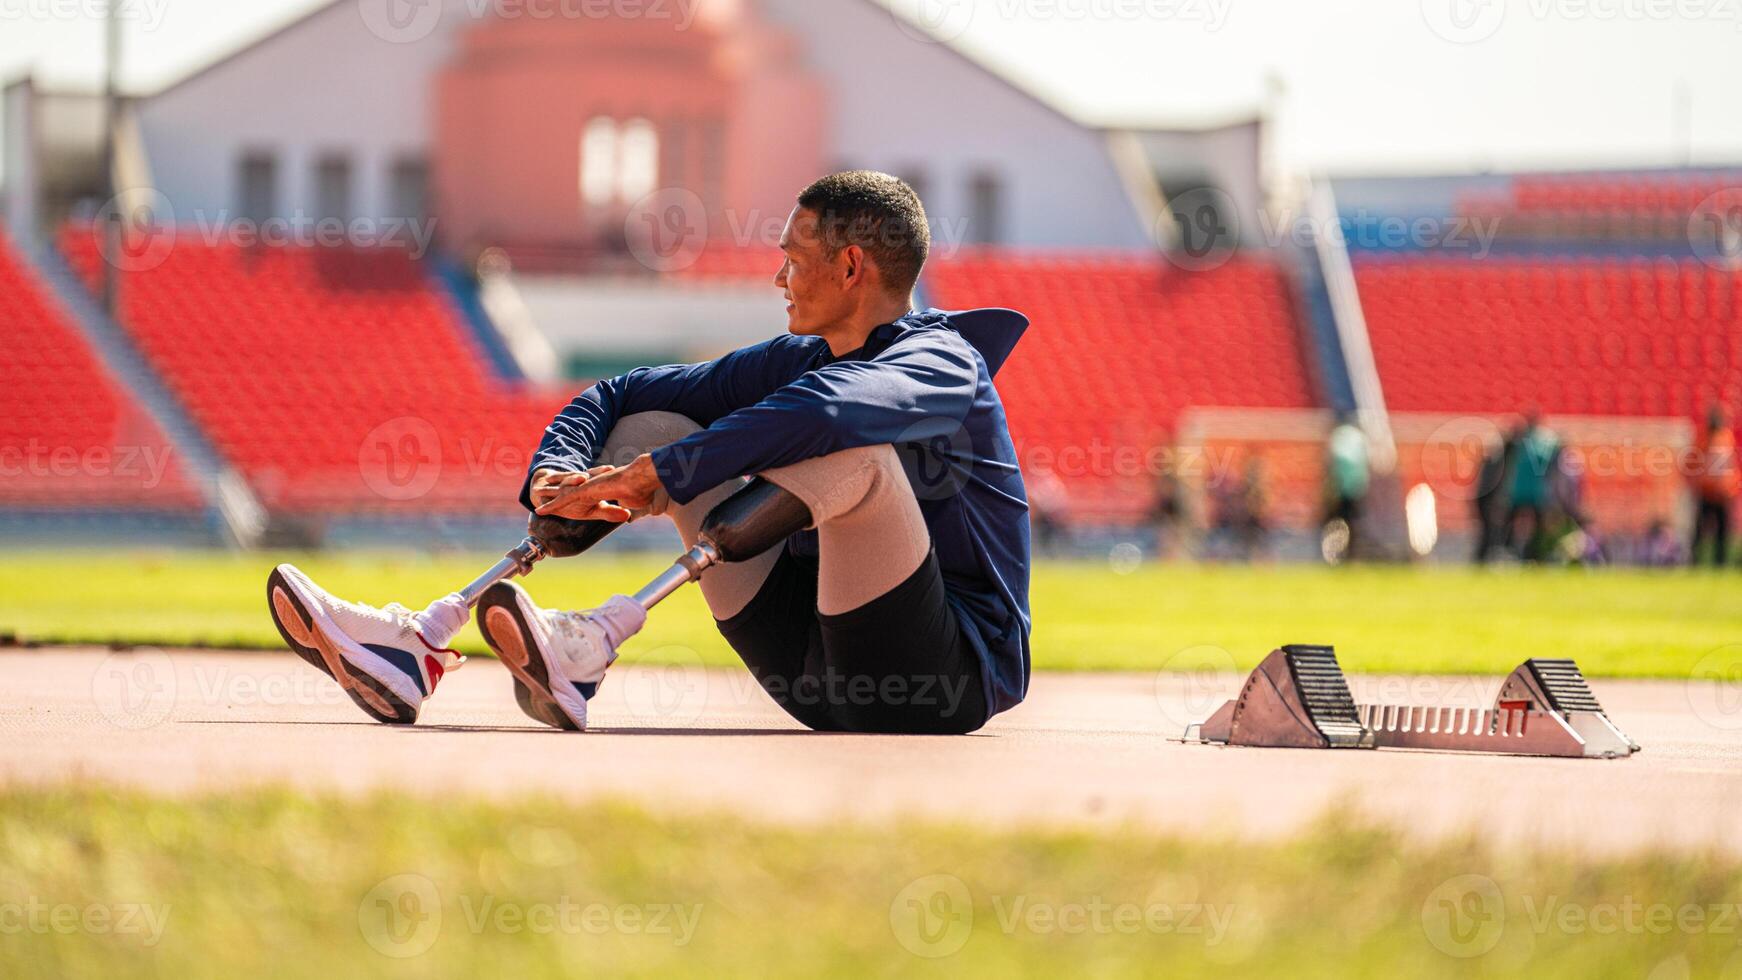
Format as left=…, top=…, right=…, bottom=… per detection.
left=1, top=552, right=1738, bottom=677
left=2, top=786, right=1738, bottom=978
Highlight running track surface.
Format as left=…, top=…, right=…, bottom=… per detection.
left=4, top=649, right=1740, bottom=855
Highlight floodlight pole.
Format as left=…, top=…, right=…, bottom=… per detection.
left=101, top=0, right=122, bottom=317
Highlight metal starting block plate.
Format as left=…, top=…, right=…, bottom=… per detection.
left=1188, top=647, right=1639, bottom=760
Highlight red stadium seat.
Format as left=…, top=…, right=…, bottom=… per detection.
left=926, top=250, right=1316, bottom=522
left=59, top=229, right=570, bottom=515
left=0, top=230, right=201, bottom=509
left=1507, top=173, right=1740, bottom=216
left=1354, top=254, right=1741, bottom=418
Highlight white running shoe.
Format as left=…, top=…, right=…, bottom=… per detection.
left=266, top=564, right=468, bottom=725
left=476, top=581, right=645, bottom=731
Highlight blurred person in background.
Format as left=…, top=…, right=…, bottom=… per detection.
left=1548, top=443, right=1600, bottom=563
left=1206, top=453, right=1243, bottom=560
left=1506, top=410, right=1561, bottom=562
left=1549, top=454, right=1607, bottom=566
left=1147, top=467, right=1185, bottom=561
left=1211, top=456, right=1270, bottom=562
left=1687, top=403, right=1738, bottom=567
left=1027, top=467, right=1070, bottom=557
left=1639, top=518, right=1688, bottom=567
left=1472, top=431, right=1510, bottom=564
left=1242, top=458, right=1271, bottom=561
left=1322, top=414, right=1370, bottom=562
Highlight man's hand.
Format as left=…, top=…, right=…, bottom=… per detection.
left=530, top=467, right=609, bottom=509
left=534, top=454, right=666, bottom=523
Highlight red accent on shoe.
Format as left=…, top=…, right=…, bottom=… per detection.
left=424, top=654, right=447, bottom=691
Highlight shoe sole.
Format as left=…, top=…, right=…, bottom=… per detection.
left=266, top=567, right=419, bottom=725
left=512, top=679, right=572, bottom=731
left=477, top=584, right=586, bottom=731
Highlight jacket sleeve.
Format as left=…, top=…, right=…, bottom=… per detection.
left=520, top=336, right=817, bottom=510
left=649, top=330, right=980, bottom=504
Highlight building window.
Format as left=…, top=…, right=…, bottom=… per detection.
left=315, top=153, right=353, bottom=223
left=660, top=119, right=687, bottom=192
left=581, top=117, right=617, bottom=207
left=700, top=120, right=725, bottom=210
left=969, top=171, right=1002, bottom=245
left=389, top=157, right=429, bottom=221
left=617, top=117, right=658, bottom=203
left=582, top=117, right=660, bottom=209
left=238, top=151, right=278, bottom=226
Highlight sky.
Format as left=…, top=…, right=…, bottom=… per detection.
left=1, top=0, right=1739, bottom=182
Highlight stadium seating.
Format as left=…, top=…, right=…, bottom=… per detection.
left=0, top=230, right=200, bottom=510
left=1507, top=172, right=1742, bottom=216
left=60, top=230, right=570, bottom=514
left=1355, top=254, right=1742, bottom=418
left=925, top=251, right=1316, bottom=521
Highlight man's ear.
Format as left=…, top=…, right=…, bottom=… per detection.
left=839, top=244, right=866, bottom=287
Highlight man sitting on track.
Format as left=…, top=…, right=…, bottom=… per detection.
left=267, top=171, right=1032, bottom=734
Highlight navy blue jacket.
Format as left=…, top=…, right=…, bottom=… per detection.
left=524, top=308, right=1033, bottom=718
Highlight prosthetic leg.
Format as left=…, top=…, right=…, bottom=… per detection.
left=456, top=477, right=811, bottom=614
left=265, top=477, right=810, bottom=727
left=472, top=477, right=812, bottom=730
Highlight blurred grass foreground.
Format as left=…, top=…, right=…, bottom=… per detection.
left=2, top=787, right=1740, bottom=978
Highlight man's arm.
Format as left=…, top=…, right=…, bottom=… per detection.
left=647, top=331, right=981, bottom=505
left=520, top=335, right=820, bottom=510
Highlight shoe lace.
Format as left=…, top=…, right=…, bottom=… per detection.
left=546, top=610, right=601, bottom=647
left=331, top=595, right=416, bottom=629
left=329, top=596, right=465, bottom=672
left=545, top=611, right=617, bottom=675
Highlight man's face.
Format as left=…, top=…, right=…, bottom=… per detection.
left=774, top=206, right=854, bottom=335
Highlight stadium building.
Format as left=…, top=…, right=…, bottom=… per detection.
left=0, top=0, right=1737, bottom=562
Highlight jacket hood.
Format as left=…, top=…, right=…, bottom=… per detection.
left=905, top=307, right=1029, bottom=378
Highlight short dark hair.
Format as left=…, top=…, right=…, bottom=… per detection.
left=796, top=171, right=929, bottom=296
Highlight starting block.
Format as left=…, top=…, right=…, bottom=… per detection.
left=1185, top=645, right=1640, bottom=760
